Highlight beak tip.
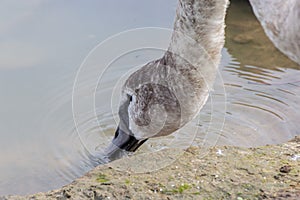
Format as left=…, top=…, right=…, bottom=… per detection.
left=112, top=127, right=148, bottom=152
left=98, top=126, right=148, bottom=162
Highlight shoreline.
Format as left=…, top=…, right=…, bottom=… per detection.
left=4, top=136, right=299, bottom=199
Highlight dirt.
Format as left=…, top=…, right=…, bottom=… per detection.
left=2, top=136, right=299, bottom=200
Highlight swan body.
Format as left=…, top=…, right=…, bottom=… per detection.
left=249, top=0, right=300, bottom=65
left=105, top=0, right=229, bottom=156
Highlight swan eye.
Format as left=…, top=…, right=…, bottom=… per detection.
left=129, top=96, right=133, bottom=102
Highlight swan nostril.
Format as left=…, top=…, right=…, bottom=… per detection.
left=127, top=94, right=133, bottom=102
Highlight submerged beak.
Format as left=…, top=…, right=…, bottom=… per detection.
left=112, top=127, right=147, bottom=152
left=101, top=126, right=148, bottom=162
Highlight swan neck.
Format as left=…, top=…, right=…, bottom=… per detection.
left=166, top=0, right=229, bottom=67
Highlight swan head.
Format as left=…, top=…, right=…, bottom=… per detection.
left=103, top=54, right=211, bottom=160
left=110, top=59, right=182, bottom=154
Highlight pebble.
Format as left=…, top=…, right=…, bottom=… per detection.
left=279, top=165, right=292, bottom=173
left=216, top=149, right=224, bottom=155
left=291, top=154, right=300, bottom=161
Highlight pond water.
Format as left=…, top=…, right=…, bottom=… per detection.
left=0, top=0, right=299, bottom=196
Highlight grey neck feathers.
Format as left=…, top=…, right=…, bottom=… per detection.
left=166, top=0, right=229, bottom=68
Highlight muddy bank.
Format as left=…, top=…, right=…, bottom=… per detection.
left=3, top=136, right=299, bottom=200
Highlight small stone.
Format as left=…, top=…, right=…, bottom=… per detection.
left=291, top=154, right=300, bottom=161
left=279, top=165, right=292, bottom=173
left=63, top=190, right=71, bottom=198
left=216, top=149, right=224, bottom=155
left=274, top=175, right=280, bottom=180
left=233, top=34, right=253, bottom=44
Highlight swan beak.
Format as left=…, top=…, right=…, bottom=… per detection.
left=101, top=127, right=148, bottom=162
left=112, top=127, right=147, bottom=152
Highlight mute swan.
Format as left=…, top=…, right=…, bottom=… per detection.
left=103, top=0, right=229, bottom=160
left=249, top=0, right=300, bottom=65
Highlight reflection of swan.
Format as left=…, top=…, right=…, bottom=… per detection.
left=249, top=0, right=300, bottom=65
left=103, top=0, right=229, bottom=160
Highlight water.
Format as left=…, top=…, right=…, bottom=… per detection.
left=0, top=0, right=299, bottom=196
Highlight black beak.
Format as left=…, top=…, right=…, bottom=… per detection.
left=101, top=126, right=148, bottom=162
left=112, top=127, right=148, bottom=152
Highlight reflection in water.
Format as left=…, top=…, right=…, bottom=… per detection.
left=207, top=0, right=300, bottom=147
left=198, top=49, right=300, bottom=147
left=0, top=0, right=299, bottom=196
